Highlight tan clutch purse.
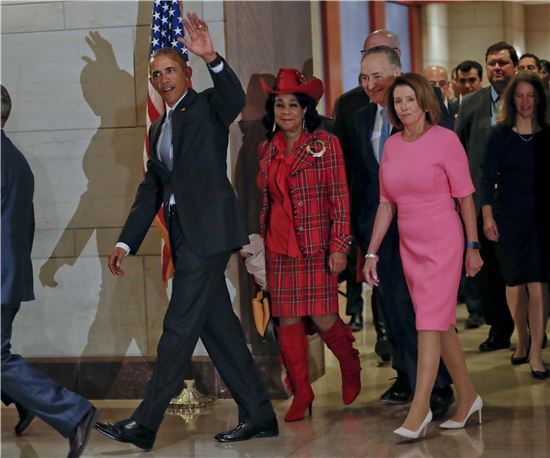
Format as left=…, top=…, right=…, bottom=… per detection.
left=252, top=290, right=271, bottom=337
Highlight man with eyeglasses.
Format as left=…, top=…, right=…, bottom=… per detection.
left=332, top=30, right=395, bottom=363
left=455, top=41, right=518, bottom=353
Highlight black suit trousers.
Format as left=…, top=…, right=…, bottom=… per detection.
left=376, top=228, right=452, bottom=391
left=1, top=303, right=90, bottom=437
left=132, top=208, right=274, bottom=432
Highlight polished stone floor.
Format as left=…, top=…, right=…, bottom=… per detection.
left=2, top=296, right=549, bottom=457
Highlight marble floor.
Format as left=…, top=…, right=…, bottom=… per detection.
left=2, top=298, right=549, bottom=458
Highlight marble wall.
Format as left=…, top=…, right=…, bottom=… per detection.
left=1, top=1, right=226, bottom=358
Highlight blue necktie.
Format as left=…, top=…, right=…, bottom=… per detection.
left=159, top=111, right=173, bottom=170
left=378, top=108, right=390, bottom=162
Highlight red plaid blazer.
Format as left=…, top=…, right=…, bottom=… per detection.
left=257, top=130, right=352, bottom=256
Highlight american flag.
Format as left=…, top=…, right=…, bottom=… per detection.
left=145, top=0, right=188, bottom=286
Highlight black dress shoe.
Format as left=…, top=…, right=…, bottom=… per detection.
left=95, top=418, right=155, bottom=451
left=430, top=386, right=455, bottom=420
left=68, top=406, right=100, bottom=458
left=479, top=334, right=510, bottom=352
left=15, top=403, right=35, bottom=436
left=464, top=313, right=484, bottom=329
left=380, top=375, right=412, bottom=404
left=215, top=417, right=279, bottom=442
left=347, top=313, right=363, bottom=332
left=374, top=336, right=392, bottom=364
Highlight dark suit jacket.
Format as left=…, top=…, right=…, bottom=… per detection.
left=119, top=57, right=249, bottom=256
left=350, top=104, right=398, bottom=252
left=454, top=86, right=493, bottom=214
left=1, top=131, right=35, bottom=304
left=447, top=98, right=460, bottom=128
left=333, top=86, right=370, bottom=187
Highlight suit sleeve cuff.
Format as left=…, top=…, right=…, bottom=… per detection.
left=207, top=53, right=224, bottom=73
left=115, top=242, right=130, bottom=256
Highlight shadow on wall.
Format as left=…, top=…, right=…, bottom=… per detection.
left=38, top=31, right=167, bottom=364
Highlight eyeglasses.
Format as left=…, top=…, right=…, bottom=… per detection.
left=361, top=47, right=399, bottom=55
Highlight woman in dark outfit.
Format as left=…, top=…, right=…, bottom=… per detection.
left=482, top=71, right=550, bottom=379
left=257, top=69, right=361, bottom=422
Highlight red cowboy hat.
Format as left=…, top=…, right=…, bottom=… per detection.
left=260, top=68, right=324, bottom=104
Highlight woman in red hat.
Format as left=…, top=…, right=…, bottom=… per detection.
left=257, top=69, right=361, bottom=422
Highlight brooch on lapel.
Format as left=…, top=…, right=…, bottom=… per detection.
left=180, top=107, right=186, bottom=112
left=306, top=139, right=326, bottom=158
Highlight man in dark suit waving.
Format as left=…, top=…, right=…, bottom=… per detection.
left=1, top=84, right=99, bottom=458
left=95, top=13, right=277, bottom=451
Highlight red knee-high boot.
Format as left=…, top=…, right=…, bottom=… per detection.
left=277, top=322, right=315, bottom=422
left=320, top=318, right=362, bottom=405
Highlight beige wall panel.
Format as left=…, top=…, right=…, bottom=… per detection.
left=33, top=228, right=76, bottom=259
left=225, top=1, right=312, bottom=79
left=203, top=1, right=223, bottom=22
left=504, top=2, right=525, bottom=29
left=526, top=31, right=550, bottom=59
left=0, top=1, right=64, bottom=33
left=64, top=1, right=139, bottom=29
left=9, top=127, right=144, bottom=230
left=134, top=24, right=150, bottom=127
left=450, top=26, right=504, bottom=71
left=473, top=2, right=504, bottom=27
left=1, top=27, right=136, bottom=131
left=12, top=256, right=147, bottom=357
left=74, top=227, right=163, bottom=257
left=525, top=4, right=550, bottom=31
left=448, top=3, right=476, bottom=27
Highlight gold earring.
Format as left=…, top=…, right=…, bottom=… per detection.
left=302, top=119, right=306, bottom=131
left=272, top=121, right=277, bottom=132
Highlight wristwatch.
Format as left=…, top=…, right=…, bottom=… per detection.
left=466, top=241, right=480, bottom=250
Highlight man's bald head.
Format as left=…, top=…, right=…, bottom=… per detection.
left=363, top=30, right=401, bottom=57
left=423, top=65, right=449, bottom=90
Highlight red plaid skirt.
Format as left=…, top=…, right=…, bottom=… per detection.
left=266, top=249, right=339, bottom=317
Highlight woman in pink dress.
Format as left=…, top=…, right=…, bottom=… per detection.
left=363, top=74, right=484, bottom=439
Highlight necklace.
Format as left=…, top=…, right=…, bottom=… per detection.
left=516, top=132, right=534, bottom=142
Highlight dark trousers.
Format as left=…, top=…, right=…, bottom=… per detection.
left=376, top=228, right=452, bottom=391
left=133, top=208, right=275, bottom=432
left=1, top=302, right=90, bottom=437
left=341, top=240, right=364, bottom=316
left=477, top=215, right=514, bottom=339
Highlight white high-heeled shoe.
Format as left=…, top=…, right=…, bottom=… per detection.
left=439, top=395, right=483, bottom=429
left=394, top=410, right=433, bottom=439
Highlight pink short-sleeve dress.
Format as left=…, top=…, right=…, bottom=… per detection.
left=379, top=125, right=475, bottom=331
